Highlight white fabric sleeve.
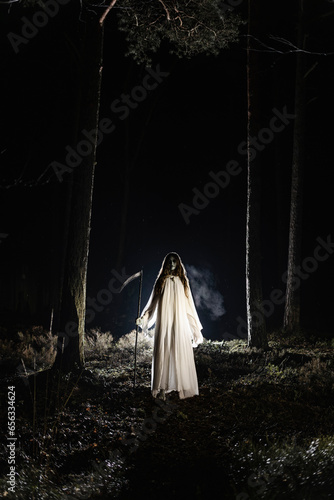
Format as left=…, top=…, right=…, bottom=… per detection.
left=186, top=285, right=203, bottom=347
left=140, top=289, right=160, bottom=334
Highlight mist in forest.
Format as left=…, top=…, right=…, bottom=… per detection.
left=186, top=265, right=225, bottom=321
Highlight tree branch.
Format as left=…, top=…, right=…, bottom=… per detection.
left=99, top=0, right=118, bottom=26
left=245, top=34, right=334, bottom=56
left=159, top=0, right=171, bottom=20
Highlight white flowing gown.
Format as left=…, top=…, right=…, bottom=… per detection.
left=142, top=274, right=203, bottom=399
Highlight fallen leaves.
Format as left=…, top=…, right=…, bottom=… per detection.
left=0, top=336, right=333, bottom=499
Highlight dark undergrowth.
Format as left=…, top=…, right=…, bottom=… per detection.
left=0, top=328, right=333, bottom=499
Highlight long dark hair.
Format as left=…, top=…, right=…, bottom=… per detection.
left=154, top=253, right=189, bottom=298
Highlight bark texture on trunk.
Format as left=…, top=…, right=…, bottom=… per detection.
left=283, top=0, right=305, bottom=334
left=54, top=13, right=104, bottom=371
left=246, top=0, right=267, bottom=348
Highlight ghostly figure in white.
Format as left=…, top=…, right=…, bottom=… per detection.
left=137, top=252, right=203, bottom=399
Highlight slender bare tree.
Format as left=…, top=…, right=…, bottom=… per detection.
left=245, top=0, right=268, bottom=348
left=283, top=0, right=305, bottom=334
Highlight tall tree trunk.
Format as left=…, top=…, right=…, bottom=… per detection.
left=54, top=12, right=104, bottom=371
left=246, top=0, right=267, bottom=348
left=283, top=0, right=305, bottom=334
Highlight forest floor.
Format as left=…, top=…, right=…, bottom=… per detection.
left=0, top=328, right=334, bottom=499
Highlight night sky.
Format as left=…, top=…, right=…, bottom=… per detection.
left=0, top=0, right=333, bottom=340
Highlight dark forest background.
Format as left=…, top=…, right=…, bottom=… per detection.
left=0, top=0, right=333, bottom=343
left=1, top=3, right=334, bottom=498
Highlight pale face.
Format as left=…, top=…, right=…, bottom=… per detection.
left=167, top=255, right=178, bottom=272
